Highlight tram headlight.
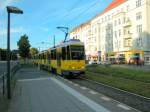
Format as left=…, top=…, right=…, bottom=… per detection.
left=81, top=66, right=84, bottom=69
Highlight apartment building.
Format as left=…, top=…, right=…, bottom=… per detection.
left=70, top=0, right=150, bottom=64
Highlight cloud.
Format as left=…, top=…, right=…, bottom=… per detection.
left=0, top=0, right=13, bottom=10
left=0, top=0, right=21, bottom=10
left=0, top=27, right=24, bottom=36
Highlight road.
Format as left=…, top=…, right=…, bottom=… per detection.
left=8, top=67, right=140, bottom=112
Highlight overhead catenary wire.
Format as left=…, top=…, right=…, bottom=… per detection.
left=66, top=0, right=101, bottom=25
left=58, top=0, right=85, bottom=25
left=59, top=0, right=101, bottom=26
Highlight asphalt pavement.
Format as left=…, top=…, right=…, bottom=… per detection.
left=7, top=67, right=140, bottom=112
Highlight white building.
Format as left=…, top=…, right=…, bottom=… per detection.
left=70, top=0, right=150, bottom=64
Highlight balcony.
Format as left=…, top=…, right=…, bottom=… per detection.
left=124, top=33, right=132, bottom=39
left=123, top=20, right=132, bottom=27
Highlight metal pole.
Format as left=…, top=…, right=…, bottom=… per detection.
left=2, top=74, right=5, bottom=95
left=54, top=35, right=55, bottom=48
left=64, top=28, right=68, bottom=42
left=7, top=12, right=11, bottom=99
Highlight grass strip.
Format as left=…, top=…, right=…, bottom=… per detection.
left=86, top=65, right=150, bottom=83
left=86, top=71, right=150, bottom=98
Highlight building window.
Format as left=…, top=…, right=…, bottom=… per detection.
left=137, top=25, right=142, bottom=33
left=124, top=38, right=131, bottom=47
left=118, top=19, right=121, bottom=25
left=136, top=0, right=141, bottom=7
left=114, top=20, right=117, bottom=26
left=119, top=29, right=121, bottom=37
left=123, top=17, right=126, bottom=24
left=127, top=5, right=129, bottom=12
left=137, top=37, right=143, bottom=47
left=136, top=12, right=142, bottom=20
left=102, top=18, right=104, bottom=22
left=105, top=16, right=107, bottom=22
left=108, top=15, right=110, bottom=20
left=114, top=31, right=117, bottom=37
left=144, top=57, right=150, bottom=61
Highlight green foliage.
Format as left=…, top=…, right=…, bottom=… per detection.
left=86, top=65, right=150, bottom=97
left=30, top=47, right=39, bottom=58
left=17, top=34, right=31, bottom=58
left=86, top=71, right=150, bottom=98
left=0, top=49, right=7, bottom=61
left=86, top=65, right=150, bottom=83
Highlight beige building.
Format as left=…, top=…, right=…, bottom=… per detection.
left=70, top=0, right=150, bottom=64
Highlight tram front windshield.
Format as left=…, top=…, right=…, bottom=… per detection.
left=70, top=46, right=84, bottom=60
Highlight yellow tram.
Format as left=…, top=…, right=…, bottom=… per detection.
left=34, top=39, right=85, bottom=77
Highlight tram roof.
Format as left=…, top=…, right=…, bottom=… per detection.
left=50, top=39, right=84, bottom=50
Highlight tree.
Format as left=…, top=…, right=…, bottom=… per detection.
left=11, top=50, right=18, bottom=60
left=30, top=47, right=39, bottom=58
left=17, top=34, right=31, bottom=59
left=132, top=32, right=150, bottom=50
left=0, top=49, right=7, bottom=61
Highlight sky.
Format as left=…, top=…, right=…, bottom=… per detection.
left=0, top=0, right=112, bottom=50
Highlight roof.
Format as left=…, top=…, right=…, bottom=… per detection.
left=57, top=39, right=84, bottom=48
left=71, top=0, right=127, bottom=32
left=50, top=39, right=84, bottom=50
left=102, top=0, right=127, bottom=14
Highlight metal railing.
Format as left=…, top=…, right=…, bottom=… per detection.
left=0, top=73, right=6, bottom=95
left=0, top=63, right=20, bottom=96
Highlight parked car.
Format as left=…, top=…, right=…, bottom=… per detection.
left=97, top=61, right=101, bottom=64
left=89, top=60, right=98, bottom=65
left=101, top=61, right=111, bottom=65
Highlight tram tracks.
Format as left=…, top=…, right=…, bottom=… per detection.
left=68, top=75, right=150, bottom=112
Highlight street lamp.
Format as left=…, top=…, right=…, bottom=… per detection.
left=56, top=26, right=69, bottom=42
left=7, top=6, right=23, bottom=99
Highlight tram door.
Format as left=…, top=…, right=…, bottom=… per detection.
left=57, top=48, right=61, bottom=74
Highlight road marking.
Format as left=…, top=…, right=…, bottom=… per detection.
left=80, top=86, right=87, bottom=90
left=117, top=104, right=131, bottom=110
left=101, top=96, right=111, bottom=101
left=89, top=90, right=98, bottom=95
left=18, top=77, right=49, bottom=82
left=51, top=77, right=111, bottom=112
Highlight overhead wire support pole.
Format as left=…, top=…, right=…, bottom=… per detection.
left=54, top=35, right=55, bottom=48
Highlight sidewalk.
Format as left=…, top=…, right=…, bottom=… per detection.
left=7, top=68, right=94, bottom=112
left=7, top=67, right=140, bottom=112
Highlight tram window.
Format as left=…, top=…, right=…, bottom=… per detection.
left=62, top=47, right=66, bottom=60
left=43, top=53, right=46, bottom=59
left=39, top=54, right=41, bottom=59
left=71, top=51, right=84, bottom=60
left=48, top=52, right=51, bottom=60
left=67, top=46, right=70, bottom=60
left=51, top=50, right=54, bottom=59
left=70, top=46, right=84, bottom=51
left=42, top=54, right=44, bottom=59
left=54, top=49, right=56, bottom=60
